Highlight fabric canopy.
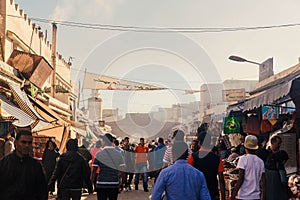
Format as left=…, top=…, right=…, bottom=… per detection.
left=83, top=72, right=166, bottom=91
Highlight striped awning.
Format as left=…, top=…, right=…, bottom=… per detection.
left=0, top=94, right=35, bottom=127
left=9, top=82, right=47, bottom=122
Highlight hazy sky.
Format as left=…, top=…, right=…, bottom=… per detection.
left=14, top=0, right=300, bottom=114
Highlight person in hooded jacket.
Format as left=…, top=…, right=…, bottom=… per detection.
left=48, top=138, right=93, bottom=200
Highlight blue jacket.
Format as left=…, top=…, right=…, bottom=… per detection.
left=153, top=144, right=166, bottom=169
left=152, top=159, right=211, bottom=200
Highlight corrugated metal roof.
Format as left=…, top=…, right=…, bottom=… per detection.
left=243, top=78, right=294, bottom=111
left=9, top=82, right=46, bottom=121
left=0, top=94, right=35, bottom=127
left=252, top=64, right=300, bottom=94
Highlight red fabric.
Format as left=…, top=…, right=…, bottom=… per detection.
left=90, top=147, right=102, bottom=173
left=135, top=145, right=148, bottom=163
left=260, top=119, right=272, bottom=133
left=245, top=115, right=260, bottom=135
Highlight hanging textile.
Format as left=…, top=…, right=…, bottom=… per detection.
left=244, top=115, right=260, bottom=135
left=224, top=116, right=241, bottom=134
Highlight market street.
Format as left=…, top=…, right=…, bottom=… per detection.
left=81, top=189, right=152, bottom=200
left=49, top=180, right=154, bottom=200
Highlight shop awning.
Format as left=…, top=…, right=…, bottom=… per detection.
left=32, top=120, right=51, bottom=132
left=227, top=102, right=245, bottom=112
left=30, top=98, right=71, bottom=144
left=9, top=82, right=47, bottom=122
left=243, top=63, right=300, bottom=111
left=243, top=68, right=300, bottom=111
left=33, top=124, right=65, bottom=145
left=28, top=96, right=59, bottom=124
left=0, top=94, right=35, bottom=127
left=244, top=80, right=292, bottom=111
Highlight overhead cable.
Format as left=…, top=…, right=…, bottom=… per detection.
left=6, top=14, right=300, bottom=33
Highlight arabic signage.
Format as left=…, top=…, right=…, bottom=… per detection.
left=83, top=72, right=166, bottom=91
left=223, top=89, right=245, bottom=102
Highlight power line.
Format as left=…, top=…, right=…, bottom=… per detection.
left=6, top=14, right=300, bottom=33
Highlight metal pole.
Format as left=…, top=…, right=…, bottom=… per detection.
left=245, top=60, right=260, bottom=65
left=51, top=23, right=57, bottom=98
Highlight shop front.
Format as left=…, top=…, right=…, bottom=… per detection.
left=225, top=71, right=300, bottom=197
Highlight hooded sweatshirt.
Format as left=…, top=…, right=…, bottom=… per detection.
left=48, top=151, right=92, bottom=191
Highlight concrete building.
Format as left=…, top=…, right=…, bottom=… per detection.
left=0, top=0, right=77, bottom=152
left=88, top=97, right=102, bottom=123
left=102, top=108, right=121, bottom=122
left=0, top=0, right=75, bottom=119
left=200, top=80, right=257, bottom=126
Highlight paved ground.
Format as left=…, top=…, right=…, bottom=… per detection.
left=49, top=178, right=154, bottom=200
left=80, top=188, right=152, bottom=200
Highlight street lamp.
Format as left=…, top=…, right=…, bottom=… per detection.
left=228, top=55, right=260, bottom=65
left=228, top=55, right=273, bottom=82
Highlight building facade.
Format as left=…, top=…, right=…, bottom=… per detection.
left=0, top=0, right=77, bottom=153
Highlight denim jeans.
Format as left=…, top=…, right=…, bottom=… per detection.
left=134, top=162, right=148, bottom=190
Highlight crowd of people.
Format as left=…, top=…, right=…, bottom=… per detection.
left=0, top=125, right=292, bottom=200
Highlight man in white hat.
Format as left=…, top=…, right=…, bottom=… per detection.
left=231, top=135, right=266, bottom=200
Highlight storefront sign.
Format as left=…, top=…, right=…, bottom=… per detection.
left=223, top=89, right=245, bottom=102
left=262, top=105, right=278, bottom=120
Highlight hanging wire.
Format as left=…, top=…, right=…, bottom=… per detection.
left=5, top=13, right=300, bottom=33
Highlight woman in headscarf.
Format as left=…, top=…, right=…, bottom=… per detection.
left=42, top=138, right=60, bottom=195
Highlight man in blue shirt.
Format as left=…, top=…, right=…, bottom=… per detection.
left=153, top=137, right=166, bottom=182
left=151, top=142, right=211, bottom=200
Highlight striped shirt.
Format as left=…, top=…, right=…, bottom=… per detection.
left=163, top=145, right=192, bottom=166
left=93, top=146, right=125, bottom=188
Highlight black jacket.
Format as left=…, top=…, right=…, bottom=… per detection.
left=42, top=148, right=60, bottom=180
left=192, top=151, right=221, bottom=200
left=48, top=150, right=93, bottom=191
left=0, top=152, right=48, bottom=200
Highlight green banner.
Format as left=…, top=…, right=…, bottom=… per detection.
left=223, top=116, right=241, bottom=134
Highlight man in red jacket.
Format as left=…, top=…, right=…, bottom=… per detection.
left=134, top=137, right=149, bottom=192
